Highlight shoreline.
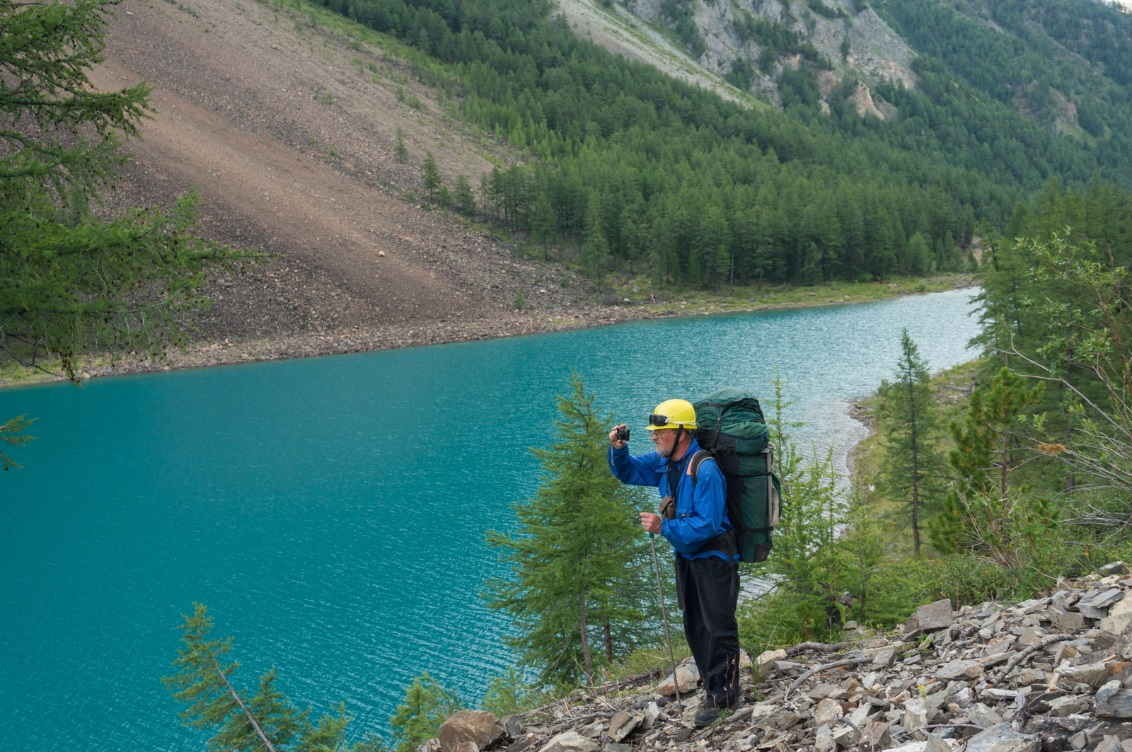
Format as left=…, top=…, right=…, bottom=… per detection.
left=1, top=276, right=979, bottom=387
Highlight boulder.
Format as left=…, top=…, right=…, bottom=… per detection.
left=907, top=599, right=954, bottom=633
left=440, top=711, right=504, bottom=752
left=655, top=662, right=699, bottom=696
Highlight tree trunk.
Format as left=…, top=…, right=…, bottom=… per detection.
left=907, top=371, right=922, bottom=557
left=604, top=619, right=613, bottom=664
left=578, top=582, right=593, bottom=685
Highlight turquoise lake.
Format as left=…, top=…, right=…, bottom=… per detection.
left=0, top=288, right=980, bottom=750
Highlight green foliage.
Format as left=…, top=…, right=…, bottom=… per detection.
left=451, top=174, right=476, bottom=216
left=739, top=372, right=847, bottom=649
left=929, top=368, right=1057, bottom=576
left=394, top=127, right=408, bottom=163
left=0, top=0, right=254, bottom=382
left=829, top=490, right=887, bottom=625
left=388, top=672, right=461, bottom=752
left=875, top=330, right=946, bottom=556
left=421, top=151, right=442, bottom=202
left=480, top=667, right=549, bottom=716
left=484, top=373, right=657, bottom=688
left=1, top=414, right=35, bottom=471
left=165, top=604, right=353, bottom=752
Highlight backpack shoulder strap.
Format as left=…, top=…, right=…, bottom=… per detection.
left=688, top=449, right=712, bottom=486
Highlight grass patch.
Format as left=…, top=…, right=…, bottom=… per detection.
left=606, top=272, right=978, bottom=319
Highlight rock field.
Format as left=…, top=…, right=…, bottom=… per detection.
left=432, top=563, right=1132, bottom=752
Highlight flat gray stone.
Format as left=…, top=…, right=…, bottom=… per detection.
left=1062, top=661, right=1112, bottom=687
left=606, top=711, right=640, bottom=742
left=904, top=696, right=928, bottom=733
left=538, top=731, right=597, bottom=752
left=1049, top=608, right=1087, bottom=630
left=1048, top=695, right=1092, bottom=717
left=1079, top=588, right=1126, bottom=618
left=907, top=599, right=954, bottom=633
left=964, top=723, right=1040, bottom=752
left=1097, top=680, right=1132, bottom=718
left=938, top=660, right=984, bottom=679
left=969, top=703, right=1003, bottom=728
left=873, top=647, right=897, bottom=666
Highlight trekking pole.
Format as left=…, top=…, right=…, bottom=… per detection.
left=648, top=531, right=681, bottom=705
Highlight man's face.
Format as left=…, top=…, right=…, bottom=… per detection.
left=651, top=428, right=678, bottom=458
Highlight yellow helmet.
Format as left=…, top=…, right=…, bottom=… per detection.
left=646, top=399, right=697, bottom=431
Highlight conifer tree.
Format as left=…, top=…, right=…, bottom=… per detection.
left=579, top=194, right=610, bottom=280
left=1, top=415, right=34, bottom=471
left=484, top=374, right=654, bottom=688
left=452, top=174, right=476, bottom=216
left=928, top=368, right=1052, bottom=568
left=421, top=151, right=442, bottom=203
left=875, top=330, right=945, bottom=556
left=388, top=673, right=461, bottom=752
left=165, top=604, right=352, bottom=752
left=394, top=127, right=408, bottom=163
left=763, top=372, right=845, bottom=639
left=1, top=0, right=252, bottom=384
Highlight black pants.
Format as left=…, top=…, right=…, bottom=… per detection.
left=675, top=554, right=740, bottom=709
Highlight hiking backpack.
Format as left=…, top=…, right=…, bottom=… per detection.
left=690, top=388, right=782, bottom=563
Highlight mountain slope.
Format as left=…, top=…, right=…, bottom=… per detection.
left=91, top=0, right=600, bottom=371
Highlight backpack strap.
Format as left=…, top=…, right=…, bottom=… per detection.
left=687, top=450, right=737, bottom=559
left=688, top=449, right=711, bottom=486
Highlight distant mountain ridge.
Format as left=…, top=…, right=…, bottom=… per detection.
left=558, top=0, right=1132, bottom=146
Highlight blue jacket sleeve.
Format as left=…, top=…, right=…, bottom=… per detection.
left=661, top=457, right=727, bottom=555
left=608, top=444, right=663, bottom=487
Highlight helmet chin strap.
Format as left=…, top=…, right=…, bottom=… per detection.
left=664, top=428, right=687, bottom=460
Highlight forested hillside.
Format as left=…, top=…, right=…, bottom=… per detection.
left=306, top=0, right=1132, bottom=288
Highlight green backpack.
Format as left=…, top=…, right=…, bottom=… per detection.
left=691, top=388, right=782, bottom=563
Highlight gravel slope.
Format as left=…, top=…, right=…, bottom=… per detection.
left=85, top=0, right=628, bottom=375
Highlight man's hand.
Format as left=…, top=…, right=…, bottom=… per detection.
left=609, top=423, right=629, bottom=449
left=640, top=512, right=662, bottom=535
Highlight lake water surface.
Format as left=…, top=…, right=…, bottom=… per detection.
left=0, top=288, right=980, bottom=750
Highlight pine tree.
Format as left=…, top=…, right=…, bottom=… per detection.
left=484, top=374, right=654, bottom=688
left=421, top=151, right=442, bottom=203
left=388, top=673, right=461, bottom=752
left=579, top=194, right=610, bottom=280
left=164, top=604, right=352, bottom=752
left=531, top=193, right=557, bottom=261
left=1, top=415, right=35, bottom=471
left=1, top=0, right=252, bottom=384
left=394, top=127, right=408, bottom=163
left=928, top=368, right=1052, bottom=567
left=875, top=330, right=945, bottom=557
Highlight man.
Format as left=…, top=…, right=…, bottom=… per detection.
left=608, top=399, right=740, bottom=727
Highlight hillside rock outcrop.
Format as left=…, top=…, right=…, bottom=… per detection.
left=428, top=563, right=1132, bottom=752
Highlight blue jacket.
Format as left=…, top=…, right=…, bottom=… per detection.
left=608, top=438, right=734, bottom=562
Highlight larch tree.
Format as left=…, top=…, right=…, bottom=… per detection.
left=421, top=151, right=442, bottom=203
left=165, top=604, right=355, bottom=752
left=875, top=330, right=945, bottom=557
left=1, top=0, right=252, bottom=463
left=484, top=373, right=655, bottom=688
left=928, top=367, right=1053, bottom=568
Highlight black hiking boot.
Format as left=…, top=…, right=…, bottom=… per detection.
left=693, top=706, right=720, bottom=728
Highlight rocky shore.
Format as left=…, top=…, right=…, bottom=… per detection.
left=75, top=305, right=656, bottom=380
left=430, top=563, right=1132, bottom=752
